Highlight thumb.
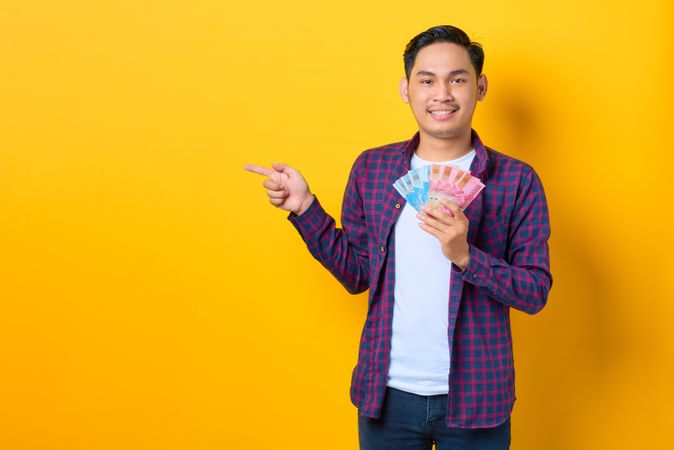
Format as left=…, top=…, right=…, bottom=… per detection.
left=271, top=163, right=296, bottom=175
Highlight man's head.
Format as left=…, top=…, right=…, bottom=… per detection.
left=400, top=25, right=488, bottom=145
left=403, top=25, right=484, bottom=81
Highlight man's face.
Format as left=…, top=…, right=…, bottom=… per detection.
left=400, top=42, right=487, bottom=143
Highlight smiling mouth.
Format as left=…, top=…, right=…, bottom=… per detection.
left=428, top=108, right=458, bottom=120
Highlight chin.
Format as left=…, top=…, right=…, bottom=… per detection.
left=425, top=128, right=462, bottom=140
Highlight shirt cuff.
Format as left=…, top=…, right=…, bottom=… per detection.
left=452, top=244, right=493, bottom=287
left=287, top=196, right=328, bottom=236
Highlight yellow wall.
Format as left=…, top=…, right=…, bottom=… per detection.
left=1, top=1, right=672, bottom=449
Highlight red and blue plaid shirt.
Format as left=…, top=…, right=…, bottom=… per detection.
left=289, top=130, right=552, bottom=428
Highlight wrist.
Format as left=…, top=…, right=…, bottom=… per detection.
left=294, top=194, right=315, bottom=216
left=453, top=247, right=471, bottom=271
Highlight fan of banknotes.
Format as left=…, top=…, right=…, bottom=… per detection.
left=393, top=165, right=485, bottom=212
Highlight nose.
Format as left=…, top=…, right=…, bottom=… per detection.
left=434, top=82, right=454, bottom=102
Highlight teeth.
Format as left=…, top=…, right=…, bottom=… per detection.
left=431, top=110, right=454, bottom=115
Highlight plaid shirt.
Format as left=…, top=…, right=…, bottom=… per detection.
left=289, top=130, right=552, bottom=428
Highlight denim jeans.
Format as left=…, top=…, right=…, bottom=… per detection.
left=358, top=387, right=511, bottom=450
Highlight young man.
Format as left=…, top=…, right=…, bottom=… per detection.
left=245, top=25, right=551, bottom=450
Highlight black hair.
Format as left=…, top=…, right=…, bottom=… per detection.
left=403, top=25, right=484, bottom=79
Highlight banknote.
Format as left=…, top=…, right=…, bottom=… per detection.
left=393, top=164, right=484, bottom=211
left=428, top=165, right=484, bottom=209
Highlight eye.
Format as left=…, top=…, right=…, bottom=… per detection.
left=420, top=79, right=432, bottom=85
left=451, top=78, right=466, bottom=84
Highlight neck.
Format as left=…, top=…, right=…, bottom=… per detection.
left=415, top=130, right=473, bottom=162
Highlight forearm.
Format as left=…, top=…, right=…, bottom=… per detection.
left=454, top=243, right=551, bottom=314
left=289, top=197, right=370, bottom=294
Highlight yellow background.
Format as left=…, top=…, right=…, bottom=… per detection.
left=1, top=1, right=672, bottom=449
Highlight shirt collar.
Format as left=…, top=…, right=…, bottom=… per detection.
left=401, top=129, right=489, bottom=177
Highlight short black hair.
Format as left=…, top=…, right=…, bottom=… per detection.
left=403, top=25, right=484, bottom=79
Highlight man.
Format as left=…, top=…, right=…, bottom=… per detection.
left=245, top=25, right=551, bottom=450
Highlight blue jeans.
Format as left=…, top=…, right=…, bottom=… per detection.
left=358, top=387, right=511, bottom=450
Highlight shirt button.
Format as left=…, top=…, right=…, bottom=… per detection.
left=380, top=246, right=385, bottom=253
left=472, top=274, right=478, bottom=279
left=395, top=203, right=401, bottom=209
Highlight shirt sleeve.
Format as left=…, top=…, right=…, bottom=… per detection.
left=453, top=167, right=552, bottom=314
left=288, top=155, right=370, bottom=294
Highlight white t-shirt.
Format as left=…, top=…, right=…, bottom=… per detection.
left=387, top=149, right=476, bottom=395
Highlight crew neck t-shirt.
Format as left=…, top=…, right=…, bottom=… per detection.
left=387, top=149, right=476, bottom=395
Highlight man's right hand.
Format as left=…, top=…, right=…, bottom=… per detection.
left=244, top=163, right=315, bottom=216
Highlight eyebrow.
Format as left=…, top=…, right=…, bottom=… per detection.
left=414, top=69, right=471, bottom=77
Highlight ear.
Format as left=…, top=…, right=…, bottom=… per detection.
left=477, top=74, right=488, bottom=101
left=399, top=77, right=409, bottom=103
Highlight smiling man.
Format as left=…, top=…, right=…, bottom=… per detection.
left=245, top=25, right=551, bottom=450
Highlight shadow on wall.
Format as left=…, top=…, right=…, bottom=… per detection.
left=489, top=65, right=633, bottom=449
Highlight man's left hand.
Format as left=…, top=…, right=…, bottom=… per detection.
left=417, top=198, right=471, bottom=271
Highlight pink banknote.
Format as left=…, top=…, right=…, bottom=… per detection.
left=428, top=164, right=484, bottom=210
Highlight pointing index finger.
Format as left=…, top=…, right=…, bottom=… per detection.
left=244, top=164, right=274, bottom=177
